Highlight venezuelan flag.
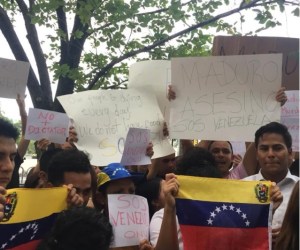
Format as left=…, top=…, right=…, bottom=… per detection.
left=0, top=188, right=67, bottom=250
left=176, top=176, right=272, bottom=250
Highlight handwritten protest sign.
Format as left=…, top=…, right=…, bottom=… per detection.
left=212, top=36, right=299, bottom=90
left=169, top=54, right=282, bottom=141
left=129, top=60, right=171, bottom=119
left=58, top=88, right=175, bottom=166
left=25, top=108, right=70, bottom=144
left=0, top=57, right=30, bottom=99
left=108, top=194, right=149, bottom=248
left=281, top=90, right=299, bottom=151
left=121, top=128, right=151, bottom=166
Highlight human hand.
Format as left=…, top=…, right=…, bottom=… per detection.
left=163, top=122, right=169, bottom=137
left=65, top=184, right=84, bottom=208
left=146, top=142, right=154, bottom=158
left=16, top=94, right=27, bottom=116
left=232, top=154, right=243, bottom=168
left=275, top=87, right=287, bottom=106
left=68, top=126, right=78, bottom=144
left=270, top=182, right=283, bottom=215
left=0, top=187, right=7, bottom=222
left=36, top=138, right=52, bottom=151
left=139, top=239, right=154, bottom=250
left=167, top=85, right=176, bottom=101
left=164, top=173, right=179, bottom=210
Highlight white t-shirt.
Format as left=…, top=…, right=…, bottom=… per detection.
left=243, top=170, right=299, bottom=228
left=149, top=208, right=184, bottom=250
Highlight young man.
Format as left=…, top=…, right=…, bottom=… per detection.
left=47, top=148, right=96, bottom=206
left=0, top=118, right=19, bottom=221
left=243, top=122, right=299, bottom=245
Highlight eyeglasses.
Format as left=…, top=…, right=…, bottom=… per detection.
left=162, top=158, right=176, bottom=164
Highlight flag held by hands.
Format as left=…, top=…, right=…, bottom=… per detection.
left=176, top=176, right=272, bottom=250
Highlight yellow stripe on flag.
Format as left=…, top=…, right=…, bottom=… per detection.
left=177, top=176, right=271, bottom=204
left=1, top=187, right=68, bottom=224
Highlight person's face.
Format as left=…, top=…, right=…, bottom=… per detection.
left=63, top=172, right=92, bottom=205
left=209, top=141, right=233, bottom=176
left=0, top=136, right=17, bottom=188
left=256, top=133, right=292, bottom=181
left=106, top=178, right=135, bottom=195
left=156, top=154, right=176, bottom=177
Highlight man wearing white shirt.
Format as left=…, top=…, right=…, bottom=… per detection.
left=243, top=122, right=299, bottom=246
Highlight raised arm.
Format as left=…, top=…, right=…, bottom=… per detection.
left=16, top=94, right=30, bottom=158
left=154, top=173, right=180, bottom=250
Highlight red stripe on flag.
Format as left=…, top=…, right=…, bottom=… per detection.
left=8, top=239, right=41, bottom=250
left=180, top=225, right=269, bottom=250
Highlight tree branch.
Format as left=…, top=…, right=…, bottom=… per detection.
left=87, top=0, right=265, bottom=89
left=136, top=0, right=195, bottom=16
left=15, top=0, right=53, bottom=105
left=56, top=5, right=69, bottom=65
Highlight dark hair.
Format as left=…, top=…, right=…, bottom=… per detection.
left=0, top=117, right=19, bottom=141
left=207, top=141, right=233, bottom=154
left=39, top=148, right=63, bottom=173
left=37, top=206, right=112, bottom=250
left=136, top=177, right=163, bottom=218
left=47, top=148, right=92, bottom=186
left=275, top=181, right=299, bottom=250
left=255, top=122, right=292, bottom=149
left=176, top=147, right=222, bottom=178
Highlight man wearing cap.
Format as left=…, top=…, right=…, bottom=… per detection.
left=94, top=163, right=180, bottom=250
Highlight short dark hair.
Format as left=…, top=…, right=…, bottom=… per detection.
left=208, top=141, right=233, bottom=154
left=39, top=148, right=63, bottom=173
left=37, top=206, right=112, bottom=250
left=176, top=147, right=222, bottom=178
left=0, top=117, right=19, bottom=141
left=47, top=149, right=92, bottom=186
left=255, top=122, right=292, bottom=149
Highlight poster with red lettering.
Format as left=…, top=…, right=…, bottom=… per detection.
left=25, top=108, right=70, bottom=144
left=108, top=194, right=149, bottom=248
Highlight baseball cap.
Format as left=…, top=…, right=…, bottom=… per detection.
left=97, top=163, right=142, bottom=190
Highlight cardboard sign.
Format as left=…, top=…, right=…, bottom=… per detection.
left=0, top=58, right=30, bottom=98
left=212, top=36, right=299, bottom=90
left=58, top=89, right=175, bottom=166
left=25, top=108, right=70, bottom=144
left=121, top=128, right=151, bottom=166
left=169, top=54, right=282, bottom=141
left=281, top=90, right=299, bottom=151
left=129, top=60, right=171, bottom=119
left=108, top=194, right=149, bottom=247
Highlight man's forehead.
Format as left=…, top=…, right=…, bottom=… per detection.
left=258, top=133, right=286, bottom=145
left=0, top=136, right=17, bottom=151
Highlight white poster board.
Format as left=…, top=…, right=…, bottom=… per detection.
left=121, top=128, right=151, bottom=166
left=281, top=90, right=299, bottom=151
left=230, top=141, right=246, bottom=157
left=108, top=194, right=149, bottom=248
left=129, top=60, right=171, bottom=119
left=169, top=54, right=282, bottom=141
left=25, top=108, right=70, bottom=144
left=0, top=57, right=30, bottom=98
left=58, top=88, right=175, bottom=166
